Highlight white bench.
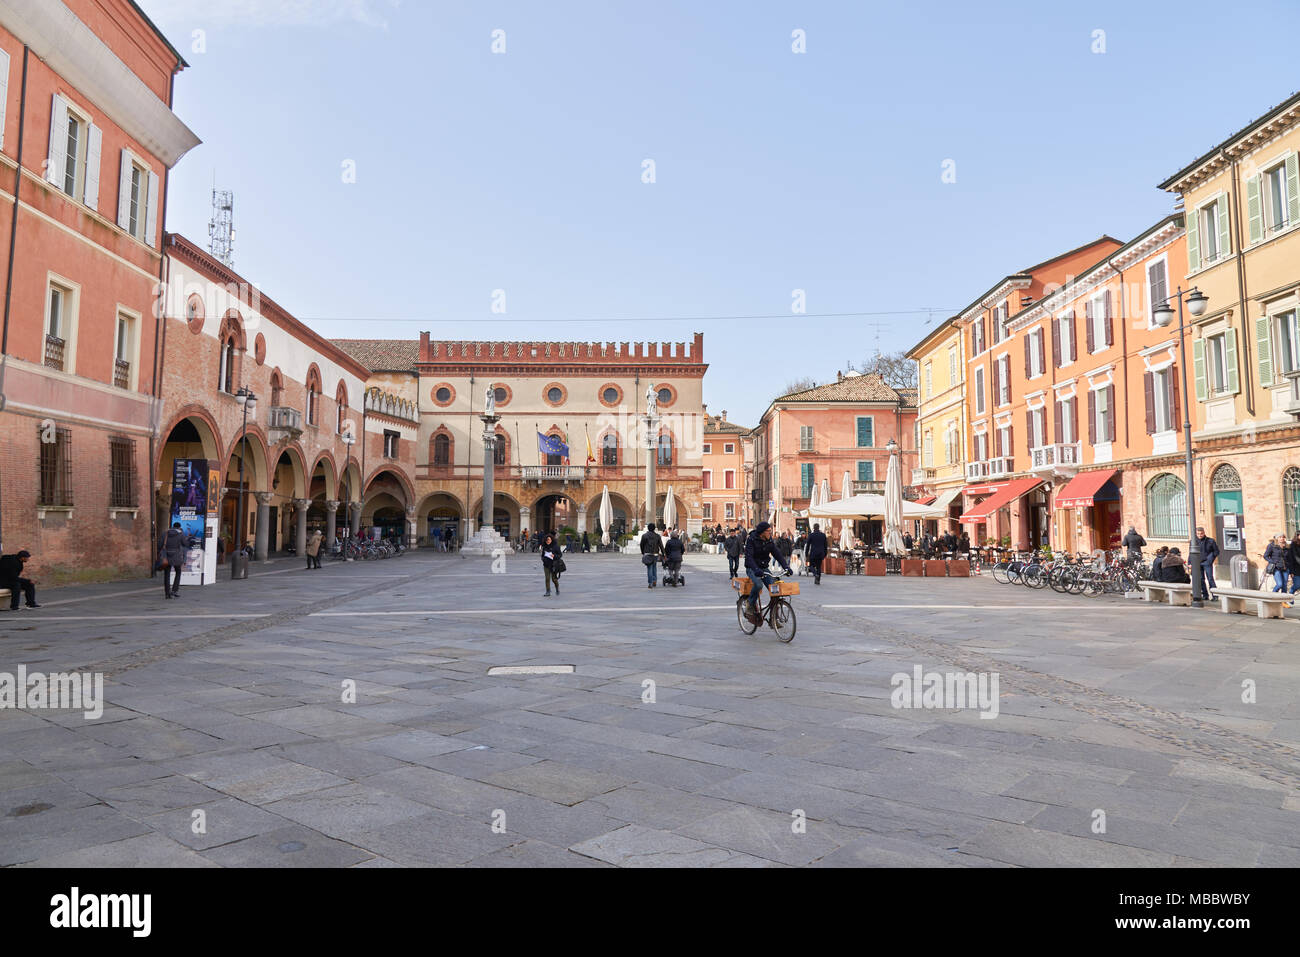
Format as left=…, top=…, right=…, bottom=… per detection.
left=0, top=588, right=9, bottom=605
left=1213, top=587, right=1291, bottom=620
left=1138, top=580, right=1193, bottom=606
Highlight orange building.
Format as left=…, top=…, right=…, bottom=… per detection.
left=701, top=407, right=748, bottom=528
left=958, top=222, right=1191, bottom=553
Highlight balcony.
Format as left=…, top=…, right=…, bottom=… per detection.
left=268, top=406, right=303, bottom=441
left=1029, top=443, right=1080, bottom=472
left=851, top=480, right=884, bottom=495
left=1286, top=370, right=1300, bottom=418
left=44, top=334, right=65, bottom=371
left=518, top=465, right=586, bottom=485
left=965, top=460, right=988, bottom=481
left=985, top=457, right=1011, bottom=479
left=912, top=468, right=936, bottom=485
left=113, top=358, right=130, bottom=389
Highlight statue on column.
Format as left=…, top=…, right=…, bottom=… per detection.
left=645, top=383, right=658, bottom=417
left=485, top=384, right=496, bottom=416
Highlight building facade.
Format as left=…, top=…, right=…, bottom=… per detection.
left=701, top=408, right=749, bottom=528
left=0, top=0, right=198, bottom=582
left=905, top=317, right=966, bottom=532
left=750, top=371, right=919, bottom=537
left=1158, top=91, right=1300, bottom=570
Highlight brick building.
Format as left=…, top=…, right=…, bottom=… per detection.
left=0, top=0, right=198, bottom=582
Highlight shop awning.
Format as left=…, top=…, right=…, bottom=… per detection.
left=959, top=477, right=1043, bottom=524
left=915, top=495, right=936, bottom=505
left=1055, top=470, right=1119, bottom=509
left=933, top=487, right=962, bottom=511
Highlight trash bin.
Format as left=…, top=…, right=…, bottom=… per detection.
left=230, top=552, right=250, bottom=580
left=1230, top=554, right=1251, bottom=590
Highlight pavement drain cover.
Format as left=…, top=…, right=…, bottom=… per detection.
left=487, top=665, right=575, bottom=676
left=8, top=802, right=53, bottom=817
left=278, top=841, right=306, bottom=853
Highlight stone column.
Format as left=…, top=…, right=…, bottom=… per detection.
left=325, top=500, right=339, bottom=550
left=350, top=501, right=362, bottom=537
left=406, top=505, right=417, bottom=546
left=519, top=506, right=531, bottom=540
left=576, top=502, right=588, bottom=536
left=294, top=498, right=309, bottom=557
left=481, top=413, right=500, bottom=532
left=643, top=412, right=660, bottom=527
left=254, top=492, right=273, bottom=562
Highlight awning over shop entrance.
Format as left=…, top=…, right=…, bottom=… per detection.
left=959, top=477, right=1043, bottom=524
left=933, top=487, right=962, bottom=511
left=915, top=495, right=936, bottom=505
left=1055, top=470, right=1119, bottom=509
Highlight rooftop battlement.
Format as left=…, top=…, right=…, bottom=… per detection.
left=418, top=332, right=704, bottom=365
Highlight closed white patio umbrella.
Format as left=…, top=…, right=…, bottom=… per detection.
left=884, top=440, right=906, bottom=556
left=662, top=485, right=676, bottom=532
left=599, top=485, right=613, bottom=546
left=839, top=470, right=854, bottom=550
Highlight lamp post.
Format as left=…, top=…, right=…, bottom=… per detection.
left=1152, top=285, right=1210, bottom=605
left=342, top=429, right=355, bottom=553
left=233, top=387, right=257, bottom=579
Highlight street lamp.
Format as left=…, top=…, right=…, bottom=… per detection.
left=233, top=387, right=257, bottom=578
left=1152, top=285, right=1210, bottom=604
left=342, top=429, right=355, bottom=551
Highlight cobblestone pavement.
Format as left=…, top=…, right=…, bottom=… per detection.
left=2, top=550, right=1297, bottom=867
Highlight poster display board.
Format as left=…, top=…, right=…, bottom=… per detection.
left=169, top=458, right=217, bottom=586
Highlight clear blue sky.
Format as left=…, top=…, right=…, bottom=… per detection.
left=140, top=0, right=1300, bottom=427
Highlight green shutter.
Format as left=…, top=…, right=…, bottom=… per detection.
left=801, top=462, right=814, bottom=495
left=1246, top=175, right=1263, bottom=245
left=1193, top=338, right=1207, bottom=401
left=1287, top=153, right=1300, bottom=228
left=1224, top=328, right=1239, bottom=394
left=857, top=417, right=873, bottom=447
left=1217, top=195, right=1231, bottom=257
left=1256, top=313, right=1273, bottom=387
left=1186, top=207, right=1200, bottom=272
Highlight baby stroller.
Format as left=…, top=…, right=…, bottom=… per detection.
left=661, top=553, right=686, bottom=587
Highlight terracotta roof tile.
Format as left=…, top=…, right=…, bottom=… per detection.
left=776, top=373, right=904, bottom=403
left=704, top=414, right=751, bottom=434
left=331, top=339, right=419, bottom=372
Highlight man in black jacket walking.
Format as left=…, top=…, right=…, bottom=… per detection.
left=640, top=522, right=663, bottom=588
left=1195, top=526, right=1220, bottom=598
left=806, top=524, right=828, bottom=585
left=159, top=523, right=193, bottom=599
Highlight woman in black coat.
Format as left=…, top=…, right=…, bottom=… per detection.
left=541, top=534, right=560, bottom=596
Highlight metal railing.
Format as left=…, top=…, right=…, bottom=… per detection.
left=1285, top=369, right=1300, bottom=417
left=44, top=334, right=65, bottom=371
left=113, top=358, right=130, bottom=389
left=268, top=406, right=303, bottom=434
left=1029, top=442, right=1081, bottom=471
left=519, top=465, right=587, bottom=482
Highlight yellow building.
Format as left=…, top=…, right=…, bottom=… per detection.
left=1158, top=90, right=1300, bottom=570
left=905, top=317, right=967, bottom=531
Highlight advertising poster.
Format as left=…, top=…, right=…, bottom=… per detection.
left=169, top=458, right=212, bottom=586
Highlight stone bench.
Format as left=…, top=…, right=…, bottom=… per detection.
left=0, top=588, right=9, bottom=605
left=1138, top=580, right=1193, bottom=606
left=1213, top=587, right=1291, bottom=620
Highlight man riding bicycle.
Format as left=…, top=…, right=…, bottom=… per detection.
left=743, top=521, right=793, bottom=624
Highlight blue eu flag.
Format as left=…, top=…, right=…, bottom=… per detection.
left=537, top=432, right=569, bottom=459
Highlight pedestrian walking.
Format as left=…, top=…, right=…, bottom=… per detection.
left=541, top=533, right=561, bottom=596
left=582, top=531, right=590, bottom=553
left=159, top=522, right=191, bottom=598
left=1195, top=526, right=1220, bottom=597
left=1122, top=526, right=1146, bottom=562
left=0, top=550, right=40, bottom=610
left=1286, top=532, right=1300, bottom=603
left=640, top=522, right=663, bottom=588
left=806, top=523, right=828, bottom=585
left=724, top=527, right=743, bottom=579
left=306, top=529, right=323, bottom=569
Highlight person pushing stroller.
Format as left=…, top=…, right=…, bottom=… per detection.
left=662, top=529, right=686, bottom=586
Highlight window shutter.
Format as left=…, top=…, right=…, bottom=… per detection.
left=1051, top=317, right=1061, bottom=367
left=1087, top=390, right=1096, bottom=444
left=991, top=360, right=999, bottom=406
left=47, top=94, right=69, bottom=186
left=83, top=124, right=102, bottom=211
left=117, top=149, right=132, bottom=229
left=0, top=49, right=10, bottom=150
left=1002, top=355, right=1011, bottom=401
left=1186, top=207, right=1200, bottom=272
left=1255, top=314, right=1273, bottom=387
left=1085, top=300, right=1095, bottom=353
left=1106, top=385, right=1116, bottom=441
left=1038, top=330, right=1046, bottom=374
left=1023, top=335, right=1031, bottom=378
left=1104, top=290, right=1114, bottom=346
left=1245, top=174, right=1263, bottom=245
left=1192, top=339, right=1207, bottom=401
left=1287, top=153, right=1300, bottom=229
left=145, top=169, right=160, bottom=245
left=1025, top=410, right=1032, bottom=450
left=980, top=316, right=987, bottom=352
left=1217, top=195, right=1231, bottom=257
left=1144, top=372, right=1156, bottom=434
left=1170, top=368, right=1180, bottom=432
left=1008, top=425, right=1014, bottom=460
left=1071, top=396, right=1078, bottom=444
left=1223, top=328, right=1239, bottom=394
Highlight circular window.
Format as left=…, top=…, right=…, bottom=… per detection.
left=548, top=388, right=563, bottom=402
left=430, top=383, right=456, bottom=407
left=494, top=387, right=507, bottom=403
left=254, top=333, right=266, bottom=366
left=598, top=383, right=624, bottom=408
left=604, top=388, right=618, bottom=403
left=185, top=294, right=205, bottom=334
left=657, top=388, right=671, bottom=405
left=543, top=382, right=568, bottom=407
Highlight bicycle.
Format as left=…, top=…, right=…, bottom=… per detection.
left=734, top=576, right=797, bottom=643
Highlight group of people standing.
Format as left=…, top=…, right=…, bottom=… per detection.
left=1263, top=531, right=1300, bottom=601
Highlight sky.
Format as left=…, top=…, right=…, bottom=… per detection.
left=138, top=0, right=1300, bottom=428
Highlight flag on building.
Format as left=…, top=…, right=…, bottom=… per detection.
left=585, top=428, right=595, bottom=464
left=537, top=432, right=569, bottom=461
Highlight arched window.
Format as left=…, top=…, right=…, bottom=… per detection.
left=601, top=433, right=618, bottom=466
left=270, top=371, right=283, bottom=408
left=433, top=433, right=451, bottom=466
left=336, top=383, right=348, bottom=434
left=1146, top=473, right=1188, bottom=539
left=219, top=336, right=235, bottom=393
left=1211, top=464, right=1241, bottom=491
left=493, top=434, right=506, bottom=466
left=305, top=367, right=321, bottom=426
left=1284, top=467, right=1300, bottom=537
left=657, top=434, right=673, bottom=466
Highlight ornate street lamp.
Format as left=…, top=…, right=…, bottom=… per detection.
left=342, top=429, right=355, bottom=548
left=1152, top=285, right=1210, bottom=604
left=233, top=387, right=257, bottom=579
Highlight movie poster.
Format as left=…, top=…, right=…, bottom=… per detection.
left=170, top=458, right=214, bottom=585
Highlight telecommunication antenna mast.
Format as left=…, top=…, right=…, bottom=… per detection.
left=209, top=187, right=234, bottom=267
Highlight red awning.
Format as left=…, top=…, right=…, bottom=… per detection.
left=1055, top=470, right=1119, bottom=509
left=959, top=477, right=1043, bottom=524
left=916, top=495, right=936, bottom=505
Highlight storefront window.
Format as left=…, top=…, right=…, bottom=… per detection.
left=1146, top=473, right=1188, bottom=539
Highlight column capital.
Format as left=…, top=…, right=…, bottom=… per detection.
left=255, top=492, right=274, bottom=505
left=577, top=503, right=588, bottom=513
left=325, top=500, right=340, bottom=512
left=405, top=505, right=417, bottom=517
left=293, top=498, right=310, bottom=508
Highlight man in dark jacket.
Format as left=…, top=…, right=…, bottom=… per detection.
left=724, top=528, right=742, bottom=579
left=159, top=522, right=192, bottom=599
left=806, top=523, right=829, bottom=585
left=1195, top=526, right=1220, bottom=597
left=1122, top=527, right=1146, bottom=561
left=0, top=550, right=39, bottom=610
left=744, top=522, right=793, bottom=622
left=640, top=522, right=663, bottom=588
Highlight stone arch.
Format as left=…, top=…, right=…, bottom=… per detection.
left=587, top=489, right=633, bottom=538
left=339, top=458, right=363, bottom=504
left=271, top=443, right=309, bottom=499
left=157, top=407, right=224, bottom=472
left=416, top=490, right=465, bottom=545
left=225, top=427, right=271, bottom=492
left=472, top=489, right=521, bottom=538
left=364, top=466, right=415, bottom=506
left=218, top=309, right=247, bottom=350
left=653, top=489, right=690, bottom=528
left=310, top=451, right=339, bottom=500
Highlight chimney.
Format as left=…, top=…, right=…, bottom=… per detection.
left=837, top=370, right=843, bottom=382
left=721, top=410, right=727, bottom=421
left=702, top=403, right=707, bottom=415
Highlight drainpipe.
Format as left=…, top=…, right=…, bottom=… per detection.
left=1226, top=149, right=1254, bottom=416
left=1107, top=258, right=1130, bottom=451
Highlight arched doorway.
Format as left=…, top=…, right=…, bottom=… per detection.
left=271, top=449, right=307, bottom=553
left=364, top=493, right=407, bottom=541
left=587, top=491, right=632, bottom=541
left=533, top=493, right=576, bottom=535
left=418, top=492, right=463, bottom=548
left=1211, top=464, right=1243, bottom=516
left=471, top=492, right=520, bottom=539
left=222, top=431, right=269, bottom=555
